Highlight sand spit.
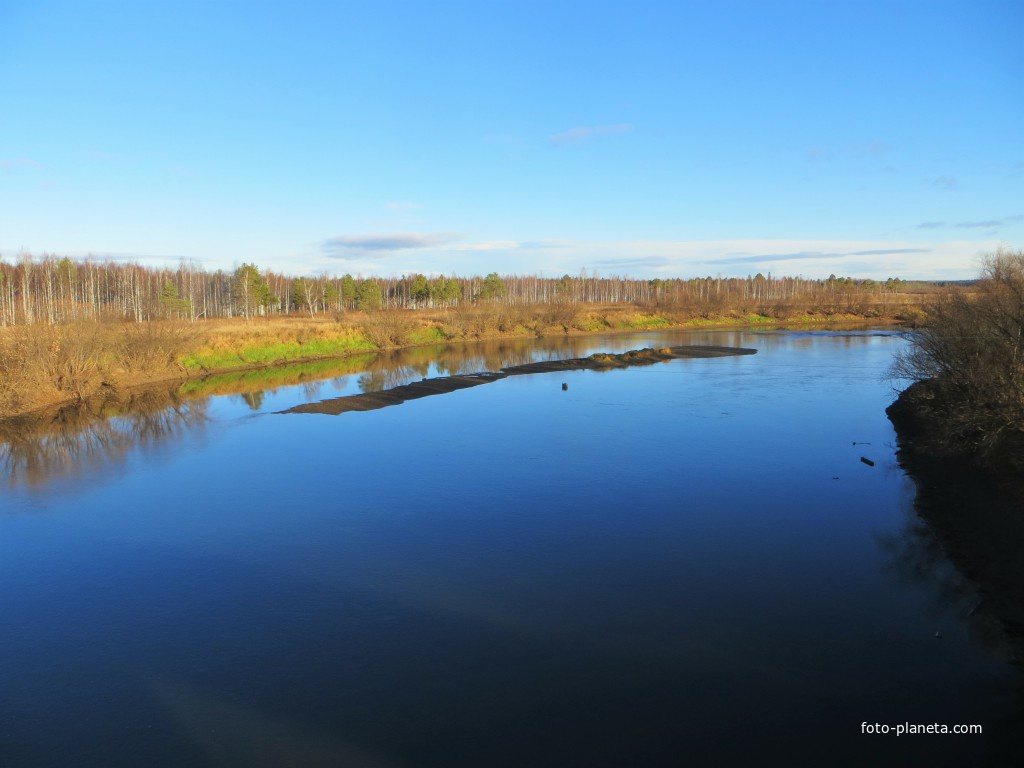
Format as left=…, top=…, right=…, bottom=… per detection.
left=281, top=345, right=757, bottom=416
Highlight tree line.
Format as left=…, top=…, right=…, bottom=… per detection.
left=0, top=252, right=910, bottom=326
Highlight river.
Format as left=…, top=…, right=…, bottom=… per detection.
left=1, top=329, right=1020, bottom=766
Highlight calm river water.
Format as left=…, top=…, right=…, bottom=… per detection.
left=1, top=330, right=1021, bottom=766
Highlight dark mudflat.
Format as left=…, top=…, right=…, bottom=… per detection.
left=280, top=345, right=757, bottom=416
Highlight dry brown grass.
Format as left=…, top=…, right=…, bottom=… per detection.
left=0, top=320, right=195, bottom=416
left=1, top=295, right=925, bottom=418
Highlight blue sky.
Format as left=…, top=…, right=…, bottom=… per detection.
left=1, top=0, right=1021, bottom=280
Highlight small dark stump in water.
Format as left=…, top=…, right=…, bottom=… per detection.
left=860, top=456, right=875, bottom=467
left=562, top=383, right=568, bottom=391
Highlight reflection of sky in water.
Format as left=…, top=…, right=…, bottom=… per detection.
left=2, top=330, right=1021, bottom=766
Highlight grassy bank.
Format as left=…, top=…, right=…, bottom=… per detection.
left=0, top=301, right=917, bottom=419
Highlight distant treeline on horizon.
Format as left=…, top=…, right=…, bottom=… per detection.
left=0, top=252, right=921, bottom=326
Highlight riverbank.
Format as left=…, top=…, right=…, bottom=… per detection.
left=0, top=304, right=909, bottom=420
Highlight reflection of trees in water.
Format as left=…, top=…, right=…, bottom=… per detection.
left=355, top=336, right=743, bottom=394
left=877, top=483, right=1024, bottom=761
left=878, top=509, right=976, bottom=613
left=225, top=374, right=327, bottom=408
left=354, top=333, right=893, bottom=399
left=383, top=340, right=560, bottom=382
left=357, top=364, right=431, bottom=394
left=0, top=392, right=209, bottom=490
left=301, top=380, right=324, bottom=401
left=877, top=502, right=1019, bottom=664
left=239, top=391, right=264, bottom=410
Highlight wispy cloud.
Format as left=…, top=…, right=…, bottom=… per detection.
left=915, top=221, right=946, bottom=229
left=594, top=256, right=670, bottom=269
left=956, top=214, right=1023, bottom=229
left=709, top=248, right=930, bottom=265
left=0, top=157, right=39, bottom=170
left=956, top=219, right=1001, bottom=229
left=519, top=240, right=571, bottom=250
left=850, top=248, right=931, bottom=256
left=321, top=232, right=456, bottom=259
left=548, top=123, right=633, bottom=146
left=299, top=237, right=1002, bottom=281
left=933, top=175, right=958, bottom=190
left=450, top=241, right=519, bottom=252
left=711, top=252, right=840, bottom=266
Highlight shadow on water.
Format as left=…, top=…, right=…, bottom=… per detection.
left=887, top=453, right=1024, bottom=666
left=883, top=414, right=1024, bottom=762
left=880, top=494, right=1024, bottom=762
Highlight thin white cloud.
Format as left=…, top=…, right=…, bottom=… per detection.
left=449, top=241, right=520, bottom=252
left=311, top=237, right=994, bottom=280
left=322, top=232, right=457, bottom=259
left=548, top=123, right=634, bottom=146
left=460, top=238, right=996, bottom=281
left=708, top=248, right=931, bottom=266
left=956, top=214, right=1024, bottom=229
left=519, top=240, right=572, bottom=250
left=594, top=256, right=671, bottom=269
left=12, top=238, right=990, bottom=283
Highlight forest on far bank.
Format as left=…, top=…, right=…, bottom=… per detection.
left=0, top=252, right=936, bottom=327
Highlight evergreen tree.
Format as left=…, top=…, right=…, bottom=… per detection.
left=356, top=279, right=383, bottom=311
left=477, top=272, right=506, bottom=301
left=159, top=280, right=190, bottom=318
left=233, top=263, right=273, bottom=318
left=340, top=274, right=357, bottom=309
left=410, top=274, right=431, bottom=306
